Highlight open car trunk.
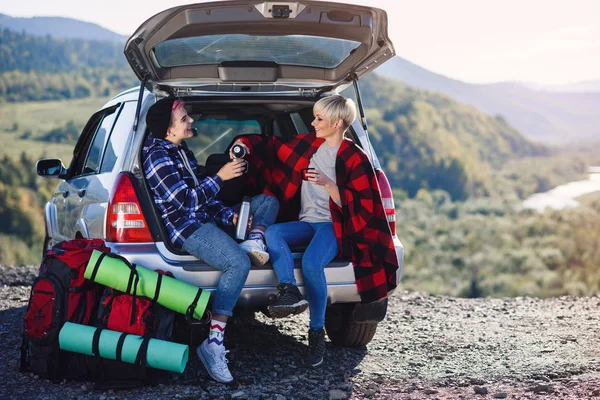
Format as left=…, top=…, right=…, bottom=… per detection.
left=125, top=0, right=395, bottom=95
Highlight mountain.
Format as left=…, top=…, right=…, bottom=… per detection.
left=522, top=80, right=600, bottom=93
left=0, top=13, right=126, bottom=42
left=376, top=57, right=600, bottom=144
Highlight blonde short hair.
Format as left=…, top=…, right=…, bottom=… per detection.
left=313, top=95, right=357, bottom=130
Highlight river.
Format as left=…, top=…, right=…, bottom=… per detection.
left=522, top=167, right=600, bottom=211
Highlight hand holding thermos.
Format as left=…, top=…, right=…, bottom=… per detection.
left=235, top=196, right=252, bottom=240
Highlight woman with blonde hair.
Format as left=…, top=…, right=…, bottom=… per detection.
left=235, top=95, right=398, bottom=367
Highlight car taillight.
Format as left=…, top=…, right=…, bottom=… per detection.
left=106, top=173, right=153, bottom=242
left=376, top=169, right=396, bottom=236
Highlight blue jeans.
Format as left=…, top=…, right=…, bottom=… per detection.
left=265, top=221, right=339, bottom=329
left=182, top=194, right=279, bottom=316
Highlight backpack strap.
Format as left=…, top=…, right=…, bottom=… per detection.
left=115, top=332, right=128, bottom=362
left=152, top=273, right=163, bottom=304
left=133, top=336, right=151, bottom=380
left=125, top=262, right=139, bottom=296
left=89, top=252, right=108, bottom=283
left=184, top=288, right=210, bottom=346
left=92, top=327, right=103, bottom=357
left=185, top=288, right=205, bottom=325
left=19, top=335, right=29, bottom=373
left=90, top=327, right=109, bottom=390
left=126, top=263, right=140, bottom=327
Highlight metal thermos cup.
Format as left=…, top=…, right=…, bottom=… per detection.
left=232, top=144, right=246, bottom=159
left=236, top=196, right=251, bottom=240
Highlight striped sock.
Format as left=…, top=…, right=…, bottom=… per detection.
left=247, top=229, right=265, bottom=241
left=207, top=320, right=226, bottom=350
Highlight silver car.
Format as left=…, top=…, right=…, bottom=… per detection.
left=36, top=0, right=403, bottom=347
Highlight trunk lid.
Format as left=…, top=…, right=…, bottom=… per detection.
left=124, top=0, right=395, bottom=93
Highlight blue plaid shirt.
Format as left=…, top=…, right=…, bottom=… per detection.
left=142, top=136, right=234, bottom=248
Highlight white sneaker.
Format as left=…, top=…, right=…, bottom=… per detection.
left=197, top=339, right=233, bottom=384
left=239, top=239, right=270, bottom=266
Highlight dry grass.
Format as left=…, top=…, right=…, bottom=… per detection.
left=577, top=190, right=600, bottom=207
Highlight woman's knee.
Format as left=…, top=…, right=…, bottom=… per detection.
left=302, top=254, right=324, bottom=280
left=256, top=193, right=277, bottom=204
left=264, top=194, right=279, bottom=209
left=265, top=224, right=281, bottom=244
left=237, top=252, right=252, bottom=273
left=254, top=194, right=279, bottom=227
left=223, top=248, right=251, bottom=275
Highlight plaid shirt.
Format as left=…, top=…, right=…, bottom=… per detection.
left=241, top=133, right=399, bottom=303
left=142, top=136, right=234, bottom=248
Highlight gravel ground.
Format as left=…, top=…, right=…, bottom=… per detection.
left=1, top=265, right=600, bottom=399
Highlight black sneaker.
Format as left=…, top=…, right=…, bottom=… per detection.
left=306, top=328, right=325, bottom=368
left=267, top=283, right=309, bottom=318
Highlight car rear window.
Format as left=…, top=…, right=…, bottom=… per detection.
left=153, top=34, right=361, bottom=69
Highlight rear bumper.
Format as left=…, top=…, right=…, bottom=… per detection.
left=105, top=237, right=404, bottom=309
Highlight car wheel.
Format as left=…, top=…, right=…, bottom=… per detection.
left=324, top=303, right=378, bottom=347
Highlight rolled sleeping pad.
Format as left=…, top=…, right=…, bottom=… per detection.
left=84, top=250, right=211, bottom=321
left=59, top=322, right=189, bottom=373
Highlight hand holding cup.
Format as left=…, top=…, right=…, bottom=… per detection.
left=303, top=168, right=334, bottom=187
left=301, top=168, right=315, bottom=181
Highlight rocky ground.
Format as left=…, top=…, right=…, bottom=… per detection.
left=1, top=265, right=600, bottom=399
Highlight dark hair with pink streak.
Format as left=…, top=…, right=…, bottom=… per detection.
left=171, top=99, right=185, bottom=113
left=166, top=100, right=186, bottom=131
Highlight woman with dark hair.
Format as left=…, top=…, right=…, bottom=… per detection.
left=142, top=97, right=279, bottom=383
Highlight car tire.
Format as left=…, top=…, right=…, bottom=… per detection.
left=324, top=303, right=378, bottom=347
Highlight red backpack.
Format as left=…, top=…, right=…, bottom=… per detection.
left=20, top=238, right=111, bottom=380
left=86, top=268, right=177, bottom=390
left=96, top=268, right=175, bottom=339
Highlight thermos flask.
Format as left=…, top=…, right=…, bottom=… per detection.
left=236, top=196, right=251, bottom=240
left=232, top=144, right=248, bottom=173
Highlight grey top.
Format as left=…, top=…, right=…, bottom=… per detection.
left=299, top=142, right=341, bottom=223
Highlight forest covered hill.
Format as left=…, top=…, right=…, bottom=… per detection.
left=377, top=56, right=600, bottom=143
left=348, top=76, right=548, bottom=200
left=0, top=28, right=137, bottom=101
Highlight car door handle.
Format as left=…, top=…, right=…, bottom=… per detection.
left=78, top=189, right=86, bottom=198
left=61, top=190, right=69, bottom=198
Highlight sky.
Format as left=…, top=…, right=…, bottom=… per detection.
left=2, top=0, right=600, bottom=85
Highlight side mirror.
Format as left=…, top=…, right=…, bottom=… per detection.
left=36, top=158, right=67, bottom=178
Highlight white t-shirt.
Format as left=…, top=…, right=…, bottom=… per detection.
left=299, top=142, right=341, bottom=222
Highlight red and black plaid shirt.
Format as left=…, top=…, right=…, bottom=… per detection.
left=241, top=133, right=399, bottom=303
